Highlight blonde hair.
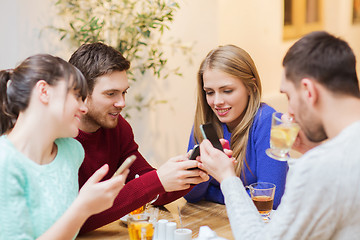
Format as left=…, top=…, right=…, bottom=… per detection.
left=193, top=45, right=262, bottom=176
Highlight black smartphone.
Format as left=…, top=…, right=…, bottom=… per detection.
left=188, top=144, right=200, bottom=170
left=200, top=123, right=224, bottom=151
left=189, top=144, right=200, bottom=160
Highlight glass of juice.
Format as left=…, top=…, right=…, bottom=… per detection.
left=266, top=112, right=300, bottom=161
left=127, top=213, right=154, bottom=240
left=129, top=205, right=145, bottom=215
left=247, top=182, right=276, bottom=222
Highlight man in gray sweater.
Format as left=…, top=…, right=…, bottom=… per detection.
left=196, top=31, right=360, bottom=239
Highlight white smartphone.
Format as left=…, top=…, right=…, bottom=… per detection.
left=112, top=155, right=136, bottom=178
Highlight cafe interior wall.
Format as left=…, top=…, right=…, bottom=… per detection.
left=143, top=0, right=360, bottom=167
left=0, top=0, right=359, bottom=167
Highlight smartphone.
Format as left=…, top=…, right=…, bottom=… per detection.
left=112, top=155, right=136, bottom=178
left=200, top=123, right=224, bottom=151
left=188, top=144, right=200, bottom=170
left=189, top=144, right=200, bottom=160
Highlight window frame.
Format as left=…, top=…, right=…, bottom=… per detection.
left=283, top=0, right=323, bottom=40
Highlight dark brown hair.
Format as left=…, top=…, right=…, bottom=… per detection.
left=283, top=31, right=359, bottom=97
left=0, top=54, right=87, bottom=135
left=69, top=42, right=130, bottom=94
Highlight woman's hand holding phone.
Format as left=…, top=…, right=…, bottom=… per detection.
left=112, top=155, right=136, bottom=178
left=76, top=163, right=129, bottom=216
left=198, top=139, right=236, bottom=183
left=36, top=161, right=132, bottom=239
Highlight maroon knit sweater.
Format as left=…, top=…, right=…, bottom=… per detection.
left=76, top=115, right=191, bottom=233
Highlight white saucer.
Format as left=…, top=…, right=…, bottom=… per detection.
left=120, top=214, right=129, bottom=225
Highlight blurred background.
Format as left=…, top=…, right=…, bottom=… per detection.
left=1, top=0, right=359, bottom=167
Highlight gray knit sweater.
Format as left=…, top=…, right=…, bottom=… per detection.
left=221, top=121, right=360, bottom=240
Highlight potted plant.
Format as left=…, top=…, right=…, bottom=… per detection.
left=52, top=0, right=192, bottom=118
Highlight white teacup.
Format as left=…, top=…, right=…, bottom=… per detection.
left=174, top=228, right=192, bottom=240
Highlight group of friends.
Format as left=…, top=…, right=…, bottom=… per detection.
left=0, top=30, right=360, bottom=240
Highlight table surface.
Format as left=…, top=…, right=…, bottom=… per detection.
left=76, top=198, right=234, bottom=239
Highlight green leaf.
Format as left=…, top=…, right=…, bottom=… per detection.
left=47, top=0, right=192, bottom=118
left=60, top=33, right=67, bottom=40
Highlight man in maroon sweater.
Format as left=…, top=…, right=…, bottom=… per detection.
left=69, top=42, right=209, bottom=233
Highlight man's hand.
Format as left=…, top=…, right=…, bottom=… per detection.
left=282, top=113, right=321, bottom=154
left=156, top=155, right=209, bottom=192
left=198, top=139, right=236, bottom=183
left=292, top=130, right=321, bottom=154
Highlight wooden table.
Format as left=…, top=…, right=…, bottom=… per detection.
left=76, top=198, right=234, bottom=239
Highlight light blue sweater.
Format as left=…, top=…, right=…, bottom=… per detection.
left=185, top=104, right=288, bottom=209
left=0, top=136, right=84, bottom=239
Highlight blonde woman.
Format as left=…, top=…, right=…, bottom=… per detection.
left=184, top=45, right=287, bottom=209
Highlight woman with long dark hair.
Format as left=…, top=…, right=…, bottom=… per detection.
left=0, top=54, right=128, bottom=239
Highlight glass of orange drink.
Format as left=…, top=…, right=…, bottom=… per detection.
left=127, top=213, right=154, bottom=240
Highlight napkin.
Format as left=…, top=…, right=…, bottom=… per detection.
left=194, top=226, right=228, bottom=240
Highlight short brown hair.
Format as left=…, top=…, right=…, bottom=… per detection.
left=69, top=42, right=130, bottom=94
left=283, top=31, right=359, bottom=97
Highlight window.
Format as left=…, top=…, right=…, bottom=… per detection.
left=353, top=0, right=360, bottom=24
left=283, top=0, right=323, bottom=40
